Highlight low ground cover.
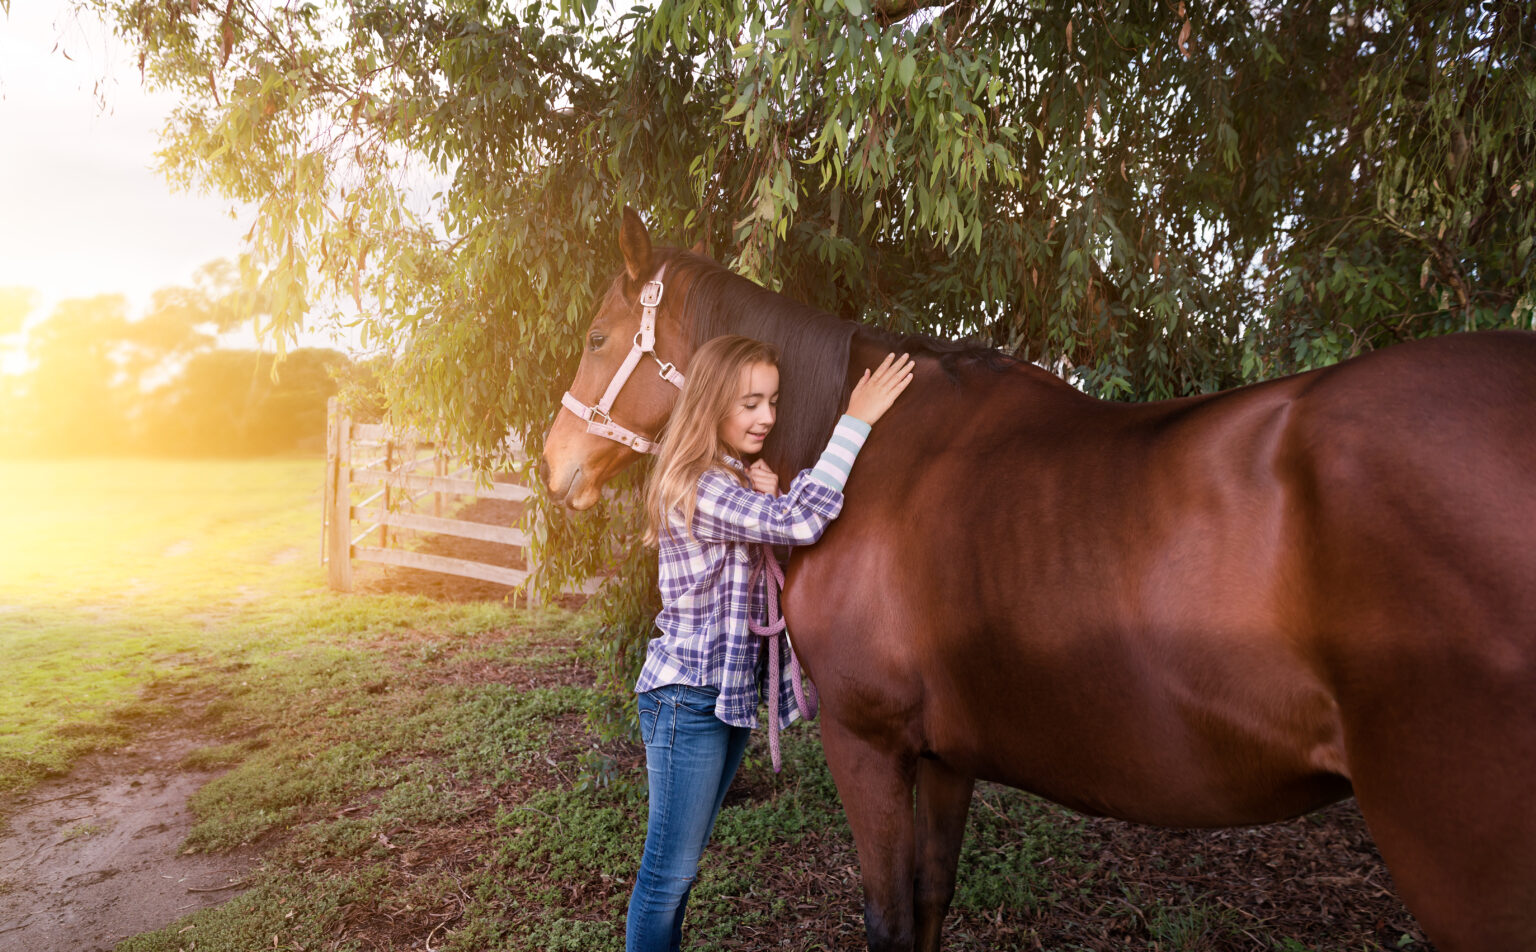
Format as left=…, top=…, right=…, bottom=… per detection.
left=110, top=616, right=1426, bottom=952
left=0, top=458, right=1429, bottom=950
left=0, top=458, right=514, bottom=795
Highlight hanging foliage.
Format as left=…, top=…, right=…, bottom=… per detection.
left=91, top=0, right=1536, bottom=690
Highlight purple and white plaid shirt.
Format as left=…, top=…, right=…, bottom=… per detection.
left=638, top=415, right=872, bottom=728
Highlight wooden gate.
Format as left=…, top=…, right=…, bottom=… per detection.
left=323, top=398, right=585, bottom=600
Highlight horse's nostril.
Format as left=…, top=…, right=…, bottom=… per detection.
left=537, top=457, right=551, bottom=488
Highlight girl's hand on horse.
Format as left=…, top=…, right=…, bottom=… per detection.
left=847, top=353, right=916, bottom=426
left=747, top=460, right=779, bottom=495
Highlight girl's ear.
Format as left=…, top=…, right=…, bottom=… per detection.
left=620, top=207, right=653, bottom=281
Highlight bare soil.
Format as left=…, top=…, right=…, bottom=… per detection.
left=0, top=720, right=256, bottom=952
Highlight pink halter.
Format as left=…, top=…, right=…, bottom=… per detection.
left=559, top=264, right=686, bottom=454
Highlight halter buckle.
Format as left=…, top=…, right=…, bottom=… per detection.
left=656, top=361, right=677, bottom=380
left=639, top=280, right=664, bottom=308
left=589, top=406, right=612, bottom=427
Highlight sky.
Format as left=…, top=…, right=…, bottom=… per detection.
left=0, top=1, right=356, bottom=363
left=0, top=3, right=248, bottom=309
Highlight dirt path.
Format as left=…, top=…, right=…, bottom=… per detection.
left=0, top=492, right=525, bottom=952
left=0, top=727, right=255, bottom=952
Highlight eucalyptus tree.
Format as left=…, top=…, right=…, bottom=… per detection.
left=89, top=0, right=1535, bottom=680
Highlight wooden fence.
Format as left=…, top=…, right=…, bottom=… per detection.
left=323, top=398, right=587, bottom=601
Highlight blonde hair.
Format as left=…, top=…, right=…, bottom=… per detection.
left=644, top=335, right=780, bottom=546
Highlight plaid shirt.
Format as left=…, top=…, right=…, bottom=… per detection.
left=638, top=416, right=871, bottom=728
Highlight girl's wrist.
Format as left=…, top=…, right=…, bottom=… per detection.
left=838, top=414, right=873, bottom=437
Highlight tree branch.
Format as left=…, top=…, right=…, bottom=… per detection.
left=873, top=0, right=950, bottom=27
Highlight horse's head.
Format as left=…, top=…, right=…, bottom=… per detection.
left=540, top=209, right=692, bottom=510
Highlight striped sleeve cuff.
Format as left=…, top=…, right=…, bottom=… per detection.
left=809, top=415, right=872, bottom=491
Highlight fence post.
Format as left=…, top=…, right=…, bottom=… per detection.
left=323, top=398, right=335, bottom=568
left=434, top=452, right=446, bottom=518
left=380, top=433, right=394, bottom=551
left=319, top=415, right=568, bottom=601
left=327, top=400, right=354, bottom=592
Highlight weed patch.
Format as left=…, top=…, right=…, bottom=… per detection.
left=100, top=618, right=1428, bottom=951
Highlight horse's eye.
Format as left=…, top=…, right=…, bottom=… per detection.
left=588, top=333, right=606, bottom=352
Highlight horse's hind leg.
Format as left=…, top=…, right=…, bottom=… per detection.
left=1345, top=677, right=1536, bottom=950
left=1355, top=759, right=1536, bottom=950
left=820, top=716, right=918, bottom=952
left=914, top=759, right=974, bottom=952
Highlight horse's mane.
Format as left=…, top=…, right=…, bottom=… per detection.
left=661, top=250, right=1018, bottom=474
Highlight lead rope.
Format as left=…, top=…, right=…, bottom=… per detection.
left=748, top=544, right=818, bottom=772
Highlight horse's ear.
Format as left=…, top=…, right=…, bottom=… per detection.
left=619, top=207, right=653, bottom=281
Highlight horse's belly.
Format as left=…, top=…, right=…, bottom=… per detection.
left=914, top=626, right=1354, bottom=827
left=970, top=731, right=1353, bottom=828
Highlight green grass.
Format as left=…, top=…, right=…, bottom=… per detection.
left=106, top=641, right=1126, bottom=952
left=109, top=612, right=648, bottom=952
left=0, top=457, right=520, bottom=793
left=111, top=658, right=854, bottom=952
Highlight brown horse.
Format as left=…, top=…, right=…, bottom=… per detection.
left=540, top=210, right=1536, bottom=952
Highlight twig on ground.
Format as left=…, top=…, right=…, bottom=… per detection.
left=186, top=880, right=249, bottom=893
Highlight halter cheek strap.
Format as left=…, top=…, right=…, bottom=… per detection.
left=560, top=264, right=685, bottom=454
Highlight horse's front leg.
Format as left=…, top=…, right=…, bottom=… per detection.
left=820, top=714, right=918, bottom=952
left=914, top=758, right=974, bottom=952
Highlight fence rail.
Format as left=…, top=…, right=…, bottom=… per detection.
left=322, top=398, right=592, bottom=601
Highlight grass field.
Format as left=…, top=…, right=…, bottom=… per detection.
left=0, top=458, right=1426, bottom=951
left=0, top=457, right=518, bottom=792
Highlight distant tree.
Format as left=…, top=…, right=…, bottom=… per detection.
left=0, top=287, right=35, bottom=338
left=140, top=347, right=346, bottom=455
left=4, top=261, right=344, bottom=457
left=121, top=257, right=275, bottom=447
left=0, top=287, right=34, bottom=448
left=243, top=347, right=347, bottom=454
left=18, top=295, right=133, bottom=456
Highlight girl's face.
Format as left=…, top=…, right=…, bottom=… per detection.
left=718, top=361, right=779, bottom=458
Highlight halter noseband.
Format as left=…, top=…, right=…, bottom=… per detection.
left=559, top=264, right=685, bottom=454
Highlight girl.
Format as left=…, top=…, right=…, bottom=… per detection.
left=629, top=334, right=915, bottom=952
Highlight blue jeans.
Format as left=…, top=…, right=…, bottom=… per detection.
left=626, top=684, right=752, bottom=952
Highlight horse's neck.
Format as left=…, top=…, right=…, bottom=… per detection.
left=690, top=274, right=1083, bottom=472
left=685, top=278, right=857, bottom=476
